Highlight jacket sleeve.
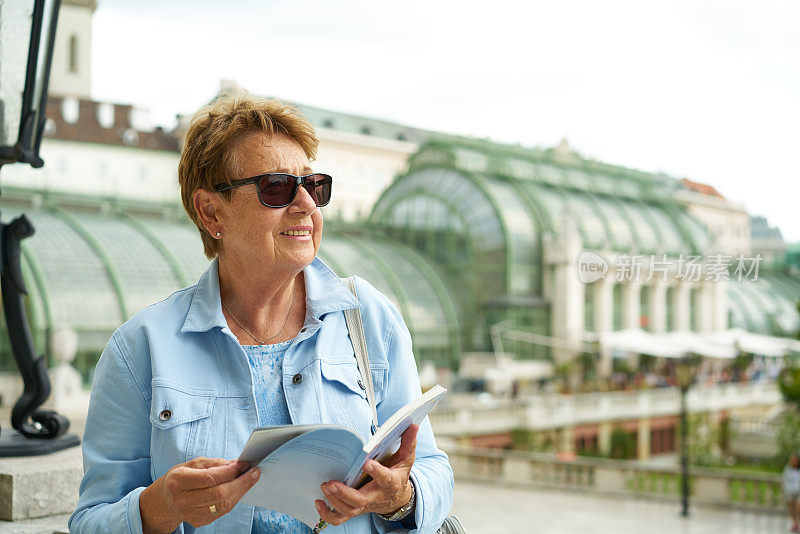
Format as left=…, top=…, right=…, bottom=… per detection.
left=359, top=279, right=455, bottom=534
left=69, top=333, right=153, bottom=534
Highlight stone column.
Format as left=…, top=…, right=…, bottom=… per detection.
left=673, top=282, right=691, bottom=331
left=594, top=277, right=614, bottom=377
left=622, top=281, right=642, bottom=330
left=559, top=426, right=575, bottom=454
left=637, top=418, right=651, bottom=460
left=545, top=215, right=585, bottom=365
left=598, top=421, right=612, bottom=456
left=695, top=282, right=715, bottom=333
left=711, top=279, right=729, bottom=331
left=649, top=280, right=667, bottom=334
left=46, top=327, right=90, bottom=414
left=622, top=282, right=641, bottom=369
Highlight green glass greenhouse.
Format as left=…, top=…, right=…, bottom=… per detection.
left=0, top=187, right=460, bottom=382
left=1, top=137, right=798, bottom=383
left=369, top=139, right=800, bottom=358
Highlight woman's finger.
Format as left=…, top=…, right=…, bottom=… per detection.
left=321, top=482, right=368, bottom=515
left=362, top=459, right=401, bottom=488
left=181, top=467, right=261, bottom=510
left=172, top=460, right=250, bottom=491
left=386, top=424, right=418, bottom=469
left=320, top=486, right=363, bottom=517
left=315, top=499, right=347, bottom=527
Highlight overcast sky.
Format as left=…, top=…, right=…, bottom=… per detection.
left=91, top=0, right=800, bottom=242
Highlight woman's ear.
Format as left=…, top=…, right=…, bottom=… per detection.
left=194, top=188, right=223, bottom=236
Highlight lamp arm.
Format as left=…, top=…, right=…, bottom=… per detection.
left=1, top=213, right=69, bottom=439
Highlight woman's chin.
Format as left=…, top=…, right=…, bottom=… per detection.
left=276, top=248, right=316, bottom=270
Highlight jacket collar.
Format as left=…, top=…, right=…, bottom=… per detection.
left=181, top=256, right=360, bottom=333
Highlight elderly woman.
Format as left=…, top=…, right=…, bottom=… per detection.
left=69, top=92, right=454, bottom=533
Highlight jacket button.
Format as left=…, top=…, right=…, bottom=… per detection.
left=357, top=379, right=365, bottom=390
left=158, top=409, right=171, bottom=421
left=292, top=373, right=303, bottom=384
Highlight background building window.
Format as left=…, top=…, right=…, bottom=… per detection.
left=69, top=35, right=79, bottom=73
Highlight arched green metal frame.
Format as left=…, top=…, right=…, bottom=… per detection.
left=50, top=206, right=130, bottom=320
left=119, top=212, right=191, bottom=287
left=372, top=163, right=513, bottom=294
left=380, top=236, right=463, bottom=367
left=342, top=235, right=418, bottom=336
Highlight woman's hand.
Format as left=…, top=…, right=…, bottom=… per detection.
left=315, top=424, right=418, bottom=527
left=140, top=457, right=261, bottom=533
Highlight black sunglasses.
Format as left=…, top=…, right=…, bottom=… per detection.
left=214, top=173, right=332, bottom=208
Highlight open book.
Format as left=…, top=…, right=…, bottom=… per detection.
left=238, top=384, right=447, bottom=527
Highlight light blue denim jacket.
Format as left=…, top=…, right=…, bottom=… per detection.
left=69, top=257, right=454, bottom=534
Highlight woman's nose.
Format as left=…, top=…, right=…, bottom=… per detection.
left=289, top=182, right=317, bottom=214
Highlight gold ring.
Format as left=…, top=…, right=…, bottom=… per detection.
left=209, top=504, right=217, bottom=514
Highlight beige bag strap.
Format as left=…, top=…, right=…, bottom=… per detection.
left=342, top=276, right=379, bottom=433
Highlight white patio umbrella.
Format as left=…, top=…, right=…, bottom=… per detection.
left=659, top=330, right=738, bottom=359
left=701, top=328, right=800, bottom=357
left=586, top=328, right=687, bottom=358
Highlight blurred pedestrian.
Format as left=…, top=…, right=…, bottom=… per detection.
left=783, top=453, right=800, bottom=532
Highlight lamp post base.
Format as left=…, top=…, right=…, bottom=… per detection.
left=0, top=430, right=80, bottom=457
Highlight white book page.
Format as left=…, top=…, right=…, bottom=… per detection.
left=237, top=424, right=337, bottom=466
left=349, top=385, right=447, bottom=487
left=240, top=427, right=364, bottom=528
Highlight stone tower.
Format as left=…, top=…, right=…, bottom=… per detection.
left=48, top=0, right=96, bottom=98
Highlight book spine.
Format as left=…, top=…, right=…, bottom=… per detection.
left=343, top=450, right=370, bottom=487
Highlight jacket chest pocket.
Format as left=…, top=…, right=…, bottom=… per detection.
left=150, top=383, right=216, bottom=471
left=318, top=357, right=389, bottom=437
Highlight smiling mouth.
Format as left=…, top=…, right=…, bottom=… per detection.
left=280, top=230, right=311, bottom=236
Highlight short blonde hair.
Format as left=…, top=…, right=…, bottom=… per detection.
left=179, top=89, right=319, bottom=259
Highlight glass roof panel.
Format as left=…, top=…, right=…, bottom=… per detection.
left=738, top=275, right=799, bottom=335
left=613, top=200, right=660, bottom=252
left=564, top=192, right=608, bottom=249
left=591, top=194, right=635, bottom=250
left=529, top=185, right=569, bottom=235
left=728, top=281, right=771, bottom=334
left=132, top=217, right=211, bottom=284
left=638, top=203, right=686, bottom=254
left=534, top=164, right=565, bottom=187
left=362, top=240, right=450, bottom=347
left=483, top=178, right=538, bottom=294
left=72, top=212, right=182, bottom=316
left=375, top=168, right=502, bottom=252
left=0, top=205, right=122, bottom=329
left=675, top=210, right=712, bottom=253
left=453, top=148, right=490, bottom=174
left=318, top=235, right=402, bottom=314
left=318, top=235, right=451, bottom=348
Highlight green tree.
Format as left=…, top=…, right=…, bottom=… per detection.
left=778, top=366, right=800, bottom=408
left=684, top=413, right=722, bottom=466
left=776, top=409, right=800, bottom=467
left=609, top=427, right=636, bottom=459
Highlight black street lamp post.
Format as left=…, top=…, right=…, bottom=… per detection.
left=0, top=0, right=79, bottom=456
left=676, top=355, right=693, bottom=518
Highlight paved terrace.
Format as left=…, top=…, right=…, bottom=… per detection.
left=0, top=480, right=787, bottom=534
left=0, top=383, right=786, bottom=532
left=431, top=382, right=781, bottom=436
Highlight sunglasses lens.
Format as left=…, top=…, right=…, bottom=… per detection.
left=258, top=174, right=295, bottom=207
left=306, top=174, right=332, bottom=206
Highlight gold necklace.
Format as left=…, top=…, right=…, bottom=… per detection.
left=222, top=283, right=296, bottom=345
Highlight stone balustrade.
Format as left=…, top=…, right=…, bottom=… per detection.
left=432, top=382, right=781, bottom=436
left=445, top=446, right=784, bottom=512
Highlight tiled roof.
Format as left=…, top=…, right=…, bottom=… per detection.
left=680, top=178, right=725, bottom=199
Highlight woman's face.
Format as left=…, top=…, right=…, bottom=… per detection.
left=217, top=131, right=323, bottom=274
